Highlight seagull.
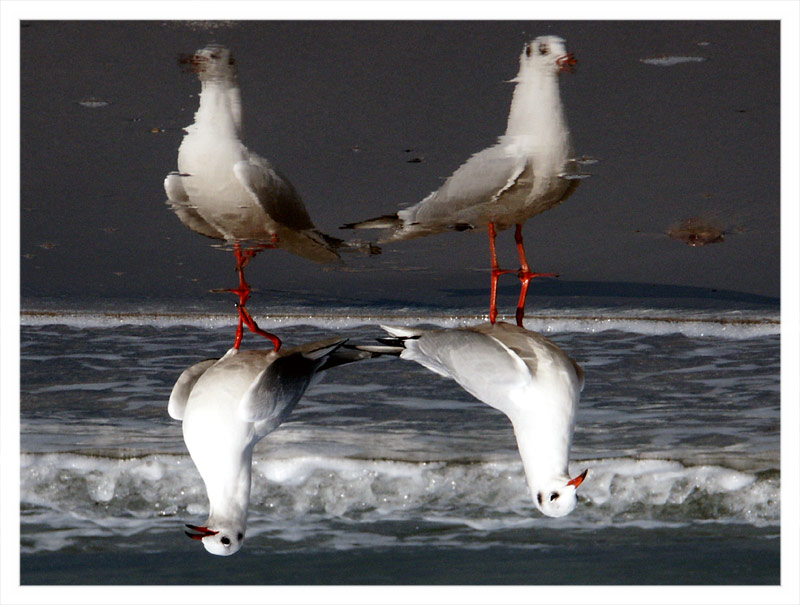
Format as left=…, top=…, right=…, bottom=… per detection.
left=363, top=321, right=587, bottom=518
left=165, top=44, right=378, bottom=351
left=342, top=36, right=584, bottom=326
left=168, top=337, right=379, bottom=556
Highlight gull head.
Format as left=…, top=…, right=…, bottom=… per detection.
left=185, top=523, right=245, bottom=556
left=180, top=44, right=237, bottom=83
left=516, top=35, right=576, bottom=79
left=533, top=468, right=588, bottom=518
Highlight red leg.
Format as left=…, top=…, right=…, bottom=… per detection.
left=488, top=222, right=515, bottom=324
left=513, top=224, right=558, bottom=327
left=219, top=242, right=282, bottom=351
left=233, top=237, right=277, bottom=271
left=237, top=304, right=281, bottom=351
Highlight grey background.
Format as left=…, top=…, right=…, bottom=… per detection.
left=19, top=20, right=781, bottom=308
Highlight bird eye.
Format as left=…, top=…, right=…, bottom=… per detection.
left=237, top=533, right=244, bottom=541
left=550, top=492, right=559, bottom=501
left=220, top=536, right=231, bottom=545
left=539, top=43, right=549, bottom=55
left=525, top=44, right=533, bottom=57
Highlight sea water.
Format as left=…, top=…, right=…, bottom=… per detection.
left=19, top=298, right=780, bottom=585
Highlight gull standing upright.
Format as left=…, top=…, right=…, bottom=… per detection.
left=165, top=44, right=378, bottom=351
left=364, top=321, right=587, bottom=517
left=343, top=36, right=585, bottom=326
left=168, top=338, right=378, bottom=555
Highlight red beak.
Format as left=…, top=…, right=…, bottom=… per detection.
left=185, top=524, right=219, bottom=541
left=566, top=468, right=588, bottom=489
left=557, top=53, right=577, bottom=73
left=178, top=53, right=207, bottom=74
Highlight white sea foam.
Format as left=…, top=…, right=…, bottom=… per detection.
left=20, top=308, right=779, bottom=339
left=19, top=450, right=780, bottom=553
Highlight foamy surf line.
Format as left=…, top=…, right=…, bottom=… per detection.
left=20, top=309, right=780, bottom=338
left=20, top=451, right=779, bottom=553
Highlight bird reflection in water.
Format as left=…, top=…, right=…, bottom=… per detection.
left=343, top=36, right=589, bottom=327
left=165, top=44, right=379, bottom=350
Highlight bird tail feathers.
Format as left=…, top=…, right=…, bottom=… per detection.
left=341, top=213, right=401, bottom=231
left=351, top=344, right=404, bottom=356
left=380, top=325, right=424, bottom=339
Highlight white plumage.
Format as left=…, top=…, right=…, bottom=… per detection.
left=168, top=338, right=375, bottom=555
left=165, top=44, right=376, bottom=264
left=374, top=321, right=588, bottom=518
left=343, top=36, right=584, bottom=325
left=343, top=35, right=582, bottom=240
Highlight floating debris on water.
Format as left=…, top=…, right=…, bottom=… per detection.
left=77, top=97, right=110, bottom=108
left=640, top=56, right=706, bottom=67
left=668, top=217, right=728, bottom=247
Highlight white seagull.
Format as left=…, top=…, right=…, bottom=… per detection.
left=343, top=36, right=584, bottom=326
left=168, top=338, right=377, bottom=555
left=367, top=321, right=587, bottom=518
left=165, top=44, right=378, bottom=350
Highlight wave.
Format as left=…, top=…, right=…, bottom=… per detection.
left=20, top=450, right=779, bottom=553
left=20, top=308, right=780, bottom=339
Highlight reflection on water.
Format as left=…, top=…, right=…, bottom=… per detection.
left=164, top=44, right=380, bottom=349
left=342, top=36, right=591, bottom=325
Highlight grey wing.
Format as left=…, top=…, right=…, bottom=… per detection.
left=234, top=153, right=317, bottom=232
left=168, top=358, right=217, bottom=420
left=469, top=322, right=548, bottom=376
left=403, top=145, right=526, bottom=226
left=238, top=340, right=345, bottom=433
left=404, top=329, right=530, bottom=404
left=164, top=172, right=224, bottom=239
left=471, top=322, right=584, bottom=391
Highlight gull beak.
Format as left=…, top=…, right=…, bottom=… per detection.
left=566, top=468, right=588, bottom=489
left=185, top=524, right=219, bottom=541
left=556, top=53, right=577, bottom=73
left=178, top=53, right=207, bottom=74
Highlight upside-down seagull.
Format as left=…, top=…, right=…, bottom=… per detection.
left=363, top=321, right=588, bottom=517
left=168, top=338, right=379, bottom=555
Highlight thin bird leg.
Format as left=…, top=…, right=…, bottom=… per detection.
left=237, top=303, right=282, bottom=351
left=222, top=242, right=282, bottom=351
left=514, top=224, right=558, bottom=327
left=488, top=222, right=516, bottom=324
left=233, top=236, right=278, bottom=271
left=228, top=264, right=253, bottom=351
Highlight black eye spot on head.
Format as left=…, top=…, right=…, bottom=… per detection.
left=536, top=492, right=543, bottom=505
left=550, top=492, right=559, bottom=502
left=237, top=533, right=243, bottom=542
left=539, top=43, right=549, bottom=55
left=525, top=44, right=533, bottom=58
left=220, top=536, right=231, bottom=546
